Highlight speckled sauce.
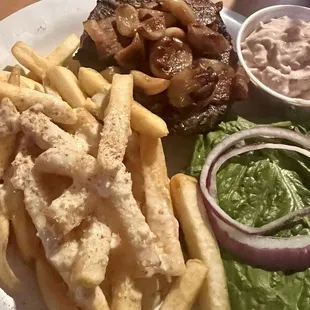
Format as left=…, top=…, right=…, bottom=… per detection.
left=242, top=16, right=310, bottom=100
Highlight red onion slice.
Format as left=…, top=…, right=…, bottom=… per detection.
left=209, top=211, right=310, bottom=271
left=209, top=143, right=310, bottom=235
left=200, top=127, right=310, bottom=235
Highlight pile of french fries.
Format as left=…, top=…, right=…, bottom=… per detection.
left=0, top=33, right=230, bottom=310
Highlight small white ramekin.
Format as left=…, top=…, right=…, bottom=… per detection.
left=236, top=5, right=310, bottom=107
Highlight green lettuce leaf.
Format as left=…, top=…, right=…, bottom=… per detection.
left=187, top=117, right=310, bottom=310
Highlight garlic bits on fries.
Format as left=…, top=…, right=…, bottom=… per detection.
left=0, top=33, right=230, bottom=310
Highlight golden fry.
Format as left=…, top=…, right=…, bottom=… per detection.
left=140, top=275, right=171, bottom=310
left=0, top=214, right=20, bottom=290
left=8, top=65, right=21, bottom=86
left=12, top=207, right=41, bottom=264
left=131, top=101, right=168, bottom=138
left=124, top=131, right=145, bottom=206
left=20, top=110, right=88, bottom=152
left=97, top=74, right=133, bottom=174
left=0, top=98, right=20, bottom=179
left=47, top=66, right=86, bottom=108
left=71, top=219, right=111, bottom=287
left=78, top=67, right=111, bottom=97
left=160, top=259, right=207, bottom=310
left=111, top=272, right=142, bottom=310
left=42, top=78, right=62, bottom=98
left=170, top=174, right=231, bottom=310
left=0, top=71, right=44, bottom=91
left=0, top=81, right=76, bottom=124
left=47, top=34, right=80, bottom=66
left=0, top=135, right=16, bottom=179
left=11, top=41, right=51, bottom=79
left=140, top=136, right=185, bottom=276
left=36, top=254, right=79, bottom=310
left=64, top=107, right=102, bottom=156
left=46, top=186, right=97, bottom=235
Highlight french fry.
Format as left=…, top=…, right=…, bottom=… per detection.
left=64, top=107, right=102, bottom=156
left=46, top=186, right=98, bottom=235
left=107, top=164, right=161, bottom=276
left=0, top=135, right=16, bottom=179
left=160, top=259, right=207, bottom=310
left=74, top=286, right=110, bottom=310
left=0, top=214, right=20, bottom=290
left=20, top=110, right=88, bottom=152
left=111, top=272, right=142, bottom=310
left=12, top=206, right=41, bottom=264
left=0, top=76, right=20, bottom=197
left=97, top=74, right=133, bottom=174
left=0, top=98, right=20, bottom=138
left=26, top=71, right=41, bottom=82
left=23, top=34, right=80, bottom=81
left=63, top=57, right=81, bottom=76
left=11, top=41, right=51, bottom=79
left=140, top=136, right=185, bottom=276
left=35, top=148, right=97, bottom=181
left=12, top=146, right=109, bottom=310
left=78, top=67, right=111, bottom=97
left=85, top=97, right=100, bottom=118
left=0, top=98, right=19, bottom=179
left=0, top=81, right=77, bottom=124
left=100, top=276, right=112, bottom=307
left=36, top=254, right=79, bottom=310
left=77, top=75, right=168, bottom=139
left=0, top=71, right=44, bottom=91
left=8, top=65, right=21, bottom=86
left=42, top=78, right=62, bottom=98
left=2, top=168, right=24, bottom=216
left=140, top=275, right=171, bottom=310
left=71, top=219, right=111, bottom=287
left=84, top=93, right=111, bottom=120
left=170, top=174, right=231, bottom=310
left=131, top=101, right=168, bottom=138
left=47, top=66, right=87, bottom=108
left=35, top=148, right=161, bottom=276
left=47, top=34, right=80, bottom=66
left=124, top=131, right=145, bottom=206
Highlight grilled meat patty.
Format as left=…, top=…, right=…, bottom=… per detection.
left=75, top=0, right=248, bottom=135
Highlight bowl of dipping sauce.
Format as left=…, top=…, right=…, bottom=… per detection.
left=236, top=5, right=310, bottom=107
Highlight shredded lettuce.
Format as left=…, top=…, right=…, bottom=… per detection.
left=187, top=117, right=310, bottom=310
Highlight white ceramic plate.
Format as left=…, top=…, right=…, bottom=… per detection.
left=0, top=1, right=245, bottom=309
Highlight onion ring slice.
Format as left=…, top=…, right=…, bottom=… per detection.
left=209, top=143, right=310, bottom=235
left=209, top=212, right=310, bottom=271
left=200, top=127, right=310, bottom=235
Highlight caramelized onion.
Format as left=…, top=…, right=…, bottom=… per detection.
left=161, top=0, right=196, bottom=25
left=168, top=64, right=217, bottom=108
left=131, top=70, right=170, bottom=95
left=137, top=16, right=166, bottom=40
left=164, top=27, right=186, bottom=41
left=138, top=9, right=177, bottom=27
left=115, top=4, right=140, bottom=37
left=188, top=23, right=230, bottom=54
left=115, top=34, right=145, bottom=69
left=138, top=8, right=164, bottom=20
left=150, top=37, right=193, bottom=79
